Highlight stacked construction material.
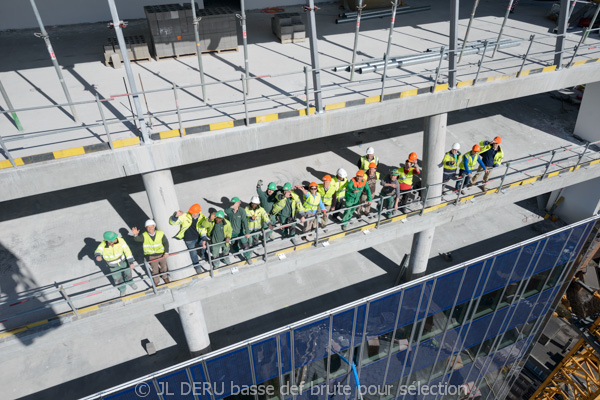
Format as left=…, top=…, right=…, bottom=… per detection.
left=145, top=3, right=238, bottom=59
left=103, top=36, right=151, bottom=67
left=271, top=13, right=305, bottom=44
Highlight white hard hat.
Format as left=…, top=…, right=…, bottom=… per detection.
left=250, top=196, right=260, bottom=204
left=336, top=168, right=347, bottom=178
left=366, top=147, right=375, bottom=155
left=145, top=219, right=156, bottom=227
left=452, top=142, right=460, bottom=150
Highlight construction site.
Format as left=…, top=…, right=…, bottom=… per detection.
left=1, top=0, right=600, bottom=399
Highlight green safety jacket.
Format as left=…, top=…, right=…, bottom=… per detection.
left=142, top=231, right=166, bottom=255
left=95, top=238, right=134, bottom=265
left=479, top=141, right=504, bottom=166
left=443, top=151, right=462, bottom=170
left=204, top=218, right=233, bottom=240
left=169, top=212, right=208, bottom=239
left=345, top=177, right=372, bottom=204
left=272, top=192, right=304, bottom=216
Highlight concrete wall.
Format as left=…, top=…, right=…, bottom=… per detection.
left=555, top=177, right=600, bottom=224
left=574, top=81, right=600, bottom=143
left=0, top=0, right=306, bottom=30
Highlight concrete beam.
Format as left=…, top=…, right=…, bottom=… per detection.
left=2, top=64, right=600, bottom=202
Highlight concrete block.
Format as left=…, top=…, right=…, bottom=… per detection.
left=110, top=53, right=122, bottom=68
left=293, top=24, right=305, bottom=32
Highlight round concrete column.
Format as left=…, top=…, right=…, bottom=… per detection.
left=142, top=169, right=210, bottom=355
left=407, top=113, right=447, bottom=281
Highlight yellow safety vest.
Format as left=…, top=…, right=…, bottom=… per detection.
left=333, top=177, right=348, bottom=199
left=245, top=206, right=269, bottom=231
left=95, top=238, right=132, bottom=265
left=359, top=155, right=379, bottom=171
left=169, top=212, right=207, bottom=239
left=317, top=184, right=336, bottom=207
left=398, top=168, right=415, bottom=186
left=303, top=192, right=322, bottom=212
left=463, top=153, right=481, bottom=171
left=443, top=151, right=462, bottom=170
left=272, top=192, right=304, bottom=215
left=142, top=231, right=165, bottom=255
left=478, top=141, right=504, bottom=166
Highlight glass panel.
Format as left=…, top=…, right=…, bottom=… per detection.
left=391, top=322, right=415, bottom=353
left=105, top=383, right=160, bottom=400
left=459, top=262, right=485, bottom=302
left=532, top=231, right=571, bottom=274
left=294, top=318, right=330, bottom=369
left=544, top=264, right=565, bottom=290
left=279, top=332, right=291, bottom=374
left=510, top=241, right=539, bottom=283
left=360, top=330, right=394, bottom=366
left=498, top=281, right=520, bottom=309
left=366, top=293, right=401, bottom=337
left=418, top=281, right=435, bottom=320
left=206, top=348, right=253, bottom=400
left=332, top=309, right=354, bottom=352
left=252, top=338, right=279, bottom=384
left=292, top=358, right=328, bottom=390
left=522, top=269, right=551, bottom=299
left=429, top=270, right=464, bottom=315
left=483, top=249, right=521, bottom=294
left=473, top=287, right=502, bottom=320
left=157, top=370, right=194, bottom=400
left=397, top=285, right=424, bottom=327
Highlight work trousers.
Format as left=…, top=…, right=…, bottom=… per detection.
left=381, top=194, right=397, bottom=217
left=342, top=199, right=360, bottom=225
left=148, top=254, right=169, bottom=285
left=397, top=188, right=412, bottom=212
left=109, top=260, right=133, bottom=294
left=231, top=232, right=250, bottom=260
left=279, top=215, right=297, bottom=238
left=455, top=170, right=471, bottom=191
left=359, top=193, right=372, bottom=216
left=471, top=166, right=493, bottom=187
left=185, top=236, right=207, bottom=267
left=211, top=243, right=230, bottom=267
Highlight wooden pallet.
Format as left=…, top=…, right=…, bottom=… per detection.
left=279, top=37, right=306, bottom=44
left=155, top=48, right=238, bottom=60
left=200, top=47, right=238, bottom=55
left=104, top=57, right=152, bottom=66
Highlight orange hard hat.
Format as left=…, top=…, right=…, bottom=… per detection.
left=322, top=175, right=332, bottom=181
left=189, top=204, right=201, bottom=214
left=309, top=182, right=318, bottom=188
left=493, top=136, right=501, bottom=144
left=356, top=170, right=365, bottom=177
left=408, top=152, right=418, bottom=162
left=369, top=162, right=377, bottom=169
left=472, top=144, right=481, bottom=152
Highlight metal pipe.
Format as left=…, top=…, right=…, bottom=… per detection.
left=555, top=0, right=570, bottom=68
left=449, top=0, right=459, bottom=88
left=340, top=5, right=409, bottom=18
left=241, top=75, right=249, bottom=126
left=576, top=141, right=591, bottom=167
left=29, top=0, right=79, bottom=123
left=304, top=66, right=311, bottom=116
left=458, top=0, right=481, bottom=64
left=0, top=80, right=23, bottom=131
left=206, top=242, right=213, bottom=278
left=59, top=285, right=79, bottom=317
left=144, top=261, right=158, bottom=295
left=492, top=0, right=515, bottom=57
left=239, top=0, right=250, bottom=94
left=517, top=34, right=535, bottom=77
left=106, top=0, right=152, bottom=144
left=95, top=93, right=114, bottom=150
left=432, top=46, right=445, bottom=92
left=191, top=0, right=207, bottom=99
left=306, top=0, right=324, bottom=112
left=567, top=28, right=588, bottom=67
left=380, top=53, right=389, bottom=101
left=498, top=162, right=510, bottom=193
left=0, top=134, right=16, bottom=167
left=385, top=0, right=399, bottom=59
left=138, top=73, right=152, bottom=129
left=261, top=226, right=268, bottom=262
left=349, top=0, right=364, bottom=81
left=583, top=4, right=600, bottom=44
left=542, top=150, right=557, bottom=179
left=173, top=83, right=184, bottom=137
left=336, top=5, right=431, bottom=24
left=473, top=40, right=489, bottom=85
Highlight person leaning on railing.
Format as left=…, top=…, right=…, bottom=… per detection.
left=471, top=136, right=504, bottom=191
left=441, top=143, right=462, bottom=194
left=95, top=231, right=138, bottom=296
left=169, top=204, right=208, bottom=273
left=131, top=219, right=170, bottom=286
left=332, top=168, right=349, bottom=218
left=204, top=210, right=233, bottom=268
left=360, top=162, right=380, bottom=217
left=397, top=152, right=421, bottom=212
left=225, top=197, right=252, bottom=265
left=380, top=169, right=401, bottom=218
left=455, top=145, right=486, bottom=194
left=256, top=180, right=278, bottom=241
left=297, top=182, right=328, bottom=239
left=317, top=175, right=336, bottom=227
left=341, top=170, right=372, bottom=230
left=272, top=182, right=306, bottom=246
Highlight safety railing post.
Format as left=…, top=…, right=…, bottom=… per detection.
left=304, top=66, right=311, bottom=116
left=432, top=46, right=446, bottom=93
left=59, top=285, right=79, bottom=317
left=261, top=226, right=268, bottom=262
left=0, top=134, right=16, bottom=167
left=376, top=198, right=384, bottom=229
left=473, top=40, right=489, bottom=86
left=518, top=35, right=535, bottom=78
left=541, top=151, right=556, bottom=180
left=173, top=83, right=184, bottom=137
left=454, top=176, right=466, bottom=205
left=314, top=215, right=319, bottom=247
left=420, top=186, right=430, bottom=216
left=576, top=142, right=591, bottom=167
left=206, top=243, right=214, bottom=278
left=241, top=74, right=250, bottom=126
left=95, top=94, right=114, bottom=150
left=143, top=260, right=158, bottom=295
left=567, top=29, right=587, bottom=68
left=498, top=162, right=510, bottom=193
left=380, top=53, right=389, bottom=102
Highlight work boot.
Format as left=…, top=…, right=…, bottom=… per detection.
left=119, top=288, right=126, bottom=297
left=341, top=224, right=348, bottom=231
left=481, top=185, right=487, bottom=192
left=129, top=282, right=138, bottom=290
left=212, top=260, right=221, bottom=268
left=247, top=257, right=253, bottom=265
left=163, top=277, right=170, bottom=284
left=291, top=238, right=299, bottom=246
left=223, top=256, right=231, bottom=264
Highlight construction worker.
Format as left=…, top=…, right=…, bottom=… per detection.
left=246, top=196, right=274, bottom=247
left=297, top=182, right=328, bottom=237
left=471, top=136, right=504, bottom=191
left=225, top=197, right=252, bottom=265
left=272, top=182, right=306, bottom=245
left=332, top=167, right=349, bottom=217
left=442, top=143, right=462, bottom=194
left=257, top=180, right=278, bottom=241
left=169, top=204, right=208, bottom=272
left=95, top=231, right=137, bottom=296
left=131, top=219, right=170, bottom=285
left=341, top=170, right=372, bottom=230
left=317, top=175, right=336, bottom=227
left=456, top=144, right=486, bottom=194
left=205, top=210, right=232, bottom=268
left=380, top=169, right=401, bottom=218
left=360, top=162, right=380, bottom=217
left=358, top=147, right=379, bottom=171
left=398, top=152, right=421, bottom=213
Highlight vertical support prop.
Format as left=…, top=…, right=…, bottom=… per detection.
left=144, top=260, right=158, bottom=295
left=59, top=285, right=79, bottom=317
left=241, top=75, right=249, bottom=126
left=95, top=94, right=114, bottom=150
left=349, top=0, right=364, bottom=81
left=191, top=0, right=207, bottom=99
left=0, top=80, right=23, bottom=131
left=173, top=83, right=184, bottom=137
left=517, top=35, right=535, bottom=77
left=492, top=0, right=515, bottom=57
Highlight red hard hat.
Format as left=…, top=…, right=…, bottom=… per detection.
left=472, top=144, right=481, bottom=152
left=356, top=170, right=365, bottom=177
left=368, top=162, right=377, bottom=169
left=322, top=175, right=332, bottom=181
left=493, top=136, right=502, bottom=144
left=408, top=152, right=418, bottom=162
left=189, top=204, right=201, bottom=214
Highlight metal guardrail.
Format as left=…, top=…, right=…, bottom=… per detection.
left=0, top=26, right=599, bottom=166
left=1, top=138, right=599, bottom=329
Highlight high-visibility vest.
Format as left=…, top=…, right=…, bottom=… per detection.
left=462, top=152, right=481, bottom=171
left=272, top=192, right=304, bottom=215
left=333, top=177, right=348, bottom=199
left=245, top=206, right=269, bottom=231
left=205, top=218, right=233, bottom=238
left=95, top=238, right=132, bottom=265
left=398, top=168, right=416, bottom=186
left=169, top=212, right=207, bottom=239
left=478, top=141, right=504, bottom=166
left=303, top=192, right=322, bottom=212
left=317, top=183, right=336, bottom=207
left=366, top=171, right=381, bottom=181
left=359, top=155, right=379, bottom=171
left=443, top=151, right=462, bottom=170
left=142, top=231, right=165, bottom=255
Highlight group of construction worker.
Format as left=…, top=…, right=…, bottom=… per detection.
left=95, top=139, right=502, bottom=295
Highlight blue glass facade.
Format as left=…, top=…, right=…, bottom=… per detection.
left=90, top=217, right=598, bottom=400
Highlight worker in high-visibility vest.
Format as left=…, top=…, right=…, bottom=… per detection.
left=442, top=143, right=462, bottom=194
left=456, top=144, right=486, bottom=194
left=95, top=231, right=137, bottom=296
left=225, top=197, right=252, bottom=264
left=358, top=147, right=380, bottom=171
left=317, top=175, right=336, bottom=228
left=297, top=182, right=328, bottom=237
left=205, top=210, right=232, bottom=268
left=380, top=169, right=401, bottom=218
left=169, top=203, right=208, bottom=272
left=257, top=180, right=278, bottom=241
left=272, top=182, right=306, bottom=245
left=360, top=162, right=380, bottom=217
left=341, top=170, right=372, bottom=230
left=397, top=152, right=421, bottom=213
left=246, top=196, right=274, bottom=247
left=471, top=136, right=504, bottom=191
left=332, top=168, right=349, bottom=217
left=132, top=219, right=170, bottom=285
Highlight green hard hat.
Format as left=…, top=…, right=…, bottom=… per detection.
left=282, top=182, right=292, bottom=191
left=268, top=182, right=277, bottom=191
left=216, top=210, right=225, bottom=218
left=391, top=169, right=399, bottom=176
left=103, top=231, right=118, bottom=241
left=231, top=196, right=240, bottom=203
